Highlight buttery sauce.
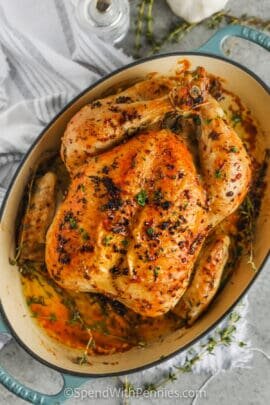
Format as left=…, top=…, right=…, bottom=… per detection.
left=18, top=68, right=266, bottom=362
left=21, top=266, right=180, bottom=359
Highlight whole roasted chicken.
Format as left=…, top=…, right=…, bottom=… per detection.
left=43, top=67, right=251, bottom=319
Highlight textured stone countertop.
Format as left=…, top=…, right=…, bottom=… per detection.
left=0, top=0, right=269, bottom=404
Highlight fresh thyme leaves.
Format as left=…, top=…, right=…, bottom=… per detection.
left=29, top=312, right=58, bottom=322
left=26, top=295, right=46, bottom=306
left=136, top=189, right=148, bottom=206
left=49, top=313, right=58, bottom=322
left=230, top=146, right=238, bottom=153
left=79, top=227, right=90, bottom=241
left=135, top=0, right=147, bottom=55
left=153, top=266, right=160, bottom=281
left=151, top=22, right=195, bottom=55
left=74, top=335, right=95, bottom=365
left=215, top=169, right=223, bottom=179
left=121, top=239, right=129, bottom=247
left=239, top=195, right=257, bottom=271
left=146, top=0, right=155, bottom=44
left=133, top=2, right=270, bottom=58
left=102, top=235, right=113, bottom=246
left=231, top=112, right=242, bottom=126
left=64, top=211, right=78, bottom=229
left=146, top=227, right=154, bottom=236
left=119, top=309, right=245, bottom=395
left=236, top=151, right=269, bottom=272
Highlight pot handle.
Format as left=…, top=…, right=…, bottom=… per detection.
left=0, top=315, right=86, bottom=404
left=0, top=314, right=9, bottom=333
left=0, top=367, right=86, bottom=404
left=197, top=25, right=270, bottom=56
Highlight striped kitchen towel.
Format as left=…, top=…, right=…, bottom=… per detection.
left=0, top=0, right=131, bottom=198
left=0, top=0, right=252, bottom=393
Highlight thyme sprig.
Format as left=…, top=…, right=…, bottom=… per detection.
left=135, top=0, right=147, bottom=56
left=239, top=196, right=257, bottom=272
left=146, top=0, right=155, bottom=44
left=132, top=1, right=270, bottom=58
left=237, top=150, right=270, bottom=272
left=151, top=22, right=195, bottom=55
left=120, top=309, right=245, bottom=399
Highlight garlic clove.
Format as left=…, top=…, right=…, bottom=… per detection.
left=166, top=0, right=229, bottom=24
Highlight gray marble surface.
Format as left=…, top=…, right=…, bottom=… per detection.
left=0, top=0, right=270, bottom=404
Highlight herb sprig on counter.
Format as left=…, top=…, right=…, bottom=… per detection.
left=133, top=1, right=270, bottom=58
left=119, top=309, right=246, bottom=402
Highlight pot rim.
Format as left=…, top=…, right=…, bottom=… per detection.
left=0, top=51, right=270, bottom=378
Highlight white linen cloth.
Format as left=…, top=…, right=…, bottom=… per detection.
left=0, top=0, right=251, bottom=383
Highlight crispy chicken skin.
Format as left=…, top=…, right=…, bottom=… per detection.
left=46, top=130, right=208, bottom=317
left=45, top=66, right=252, bottom=318
left=61, top=77, right=178, bottom=174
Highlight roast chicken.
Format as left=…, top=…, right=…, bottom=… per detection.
left=43, top=66, right=251, bottom=318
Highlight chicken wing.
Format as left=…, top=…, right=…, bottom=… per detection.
left=61, top=77, right=177, bottom=174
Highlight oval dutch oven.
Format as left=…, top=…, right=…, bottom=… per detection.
left=0, top=25, right=270, bottom=404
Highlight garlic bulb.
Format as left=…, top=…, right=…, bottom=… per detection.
left=167, top=0, right=229, bottom=23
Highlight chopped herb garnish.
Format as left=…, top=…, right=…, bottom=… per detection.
left=102, top=236, right=113, bottom=246
left=136, top=190, right=148, bottom=206
left=231, top=112, right=242, bottom=126
left=215, top=169, right=222, bottom=179
left=27, top=295, right=46, bottom=306
left=49, top=313, right=57, bottom=322
left=205, top=118, right=213, bottom=124
left=146, top=227, right=154, bottom=236
left=68, top=216, right=78, bottom=229
left=79, top=184, right=85, bottom=192
left=121, top=239, right=129, bottom=247
left=153, top=266, right=160, bottom=280
left=79, top=228, right=90, bottom=241
left=192, top=115, right=201, bottom=125
left=230, top=146, right=238, bottom=153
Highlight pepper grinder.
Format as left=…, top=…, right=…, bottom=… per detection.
left=75, top=0, right=130, bottom=44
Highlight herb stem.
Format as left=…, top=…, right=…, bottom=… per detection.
left=146, top=0, right=155, bottom=44
left=135, top=0, right=147, bottom=56
left=151, top=22, right=195, bottom=54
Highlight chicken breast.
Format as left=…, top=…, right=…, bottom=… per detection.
left=46, top=129, right=208, bottom=317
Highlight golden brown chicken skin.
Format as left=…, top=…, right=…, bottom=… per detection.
left=61, top=77, right=178, bottom=174
left=45, top=66, right=252, bottom=320
left=46, top=129, right=208, bottom=317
